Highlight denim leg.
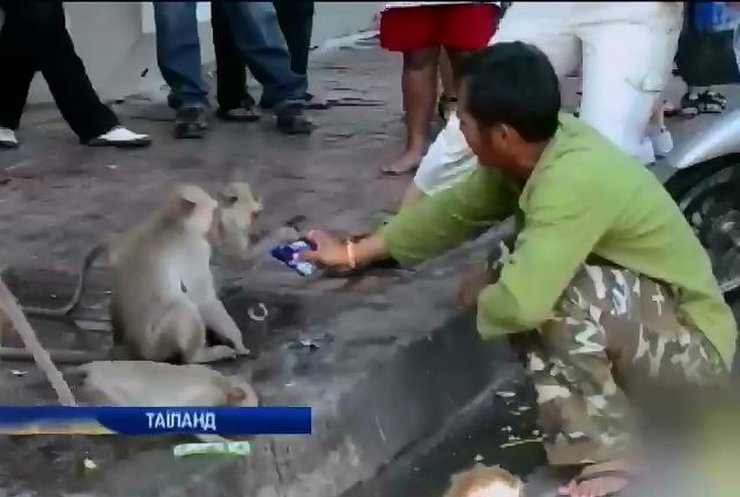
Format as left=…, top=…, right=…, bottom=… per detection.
left=220, top=1, right=307, bottom=106
left=153, top=1, right=208, bottom=108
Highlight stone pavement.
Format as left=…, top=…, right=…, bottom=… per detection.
left=0, top=39, right=525, bottom=497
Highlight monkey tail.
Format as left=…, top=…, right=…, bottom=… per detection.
left=22, top=243, right=108, bottom=318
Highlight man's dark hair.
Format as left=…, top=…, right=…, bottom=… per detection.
left=461, top=42, right=560, bottom=142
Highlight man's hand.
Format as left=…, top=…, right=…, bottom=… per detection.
left=457, top=264, right=492, bottom=312
left=298, top=230, right=353, bottom=272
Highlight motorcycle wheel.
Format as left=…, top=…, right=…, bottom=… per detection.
left=664, top=154, right=740, bottom=299
left=664, top=154, right=740, bottom=372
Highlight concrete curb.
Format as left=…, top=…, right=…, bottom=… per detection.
left=72, top=227, right=520, bottom=497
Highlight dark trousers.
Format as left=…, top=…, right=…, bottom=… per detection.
left=0, top=0, right=118, bottom=142
left=212, top=0, right=314, bottom=110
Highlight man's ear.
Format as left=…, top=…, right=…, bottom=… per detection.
left=499, top=123, right=521, bottom=143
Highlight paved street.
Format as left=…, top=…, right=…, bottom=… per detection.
left=2, top=36, right=740, bottom=497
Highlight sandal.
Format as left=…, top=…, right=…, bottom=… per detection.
left=216, top=95, right=260, bottom=122
left=698, top=90, right=726, bottom=113
left=437, top=93, right=458, bottom=122
left=559, top=468, right=633, bottom=497
left=680, top=92, right=701, bottom=119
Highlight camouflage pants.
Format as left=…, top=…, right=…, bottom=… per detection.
left=522, top=264, right=728, bottom=466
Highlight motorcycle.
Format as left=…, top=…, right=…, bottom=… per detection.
left=658, top=2, right=740, bottom=371
left=659, top=3, right=740, bottom=302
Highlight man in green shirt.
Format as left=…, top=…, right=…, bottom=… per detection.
left=300, top=42, right=734, bottom=497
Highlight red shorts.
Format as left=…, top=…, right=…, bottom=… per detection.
left=379, top=3, right=499, bottom=52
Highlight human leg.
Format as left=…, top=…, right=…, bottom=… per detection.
left=153, top=1, right=208, bottom=138
left=529, top=264, right=726, bottom=497
left=437, top=50, right=457, bottom=121
left=0, top=1, right=37, bottom=147
left=378, top=6, right=440, bottom=175
left=2, top=1, right=148, bottom=146
left=219, top=1, right=312, bottom=134
left=269, top=0, right=328, bottom=109
left=211, top=1, right=259, bottom=122
left=577, top=16, right=681, bottom=164
left=153, top=1, right=207, bottom=109
left=273, top=0, right=314, bottom=77
left=408, top=7, right=578, bottom=194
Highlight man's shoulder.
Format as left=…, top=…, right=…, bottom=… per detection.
left=525, top=114, right=661, bottom=208
left=549, top=113, right=652, bottom=182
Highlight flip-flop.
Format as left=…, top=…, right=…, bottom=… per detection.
left=560, top=468, right=633, bottom=497
left=216, top=104, right=260, bottom=122
left=698, top=91, right=726, bottom=114
left=680, top=92, right=701, bottom=119
left=380, top=163, right=419, bottom=176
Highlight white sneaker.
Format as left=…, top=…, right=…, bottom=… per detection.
left=0, top=127, right=18, bottom=149
left=87, top=126, right=151, bottom=148
left=636, top=135, right=656, bottom=165
left=648, top=126, right=674, bottom=158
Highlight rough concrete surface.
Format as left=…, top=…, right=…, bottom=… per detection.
left=0, top=39, right=528, bottom=497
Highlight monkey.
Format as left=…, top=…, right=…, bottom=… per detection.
left=108, top=184, right=252, bottom=363
left=74, top=360, right=258, bottom=408
left=442, top=464, right=523, bottom=497
left=10, top=359, right=258, bottom=443
left=0, top=181, right=297, bottom=364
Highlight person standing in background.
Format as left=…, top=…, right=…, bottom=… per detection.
left=211, top=0, right=325, bottom=123
left=398, top=2, right=684, bottom=208
left=0, top=1, right=150, bottom=149
left=154, top=1, right=313, bottom=138
left=153, top=2, right=210, bottom=138
left=378, top=1, right=500, bottom=175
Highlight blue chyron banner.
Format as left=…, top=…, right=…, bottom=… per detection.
left=0, top=407, right=312, bottom=435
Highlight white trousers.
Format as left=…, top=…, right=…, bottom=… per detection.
left=414, top=2, right=684, bottom=195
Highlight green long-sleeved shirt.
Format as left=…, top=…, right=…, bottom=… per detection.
left=378, top=113, right=736, bottom=367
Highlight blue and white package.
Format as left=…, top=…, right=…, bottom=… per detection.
left=270, top=238, right=318, bottom=276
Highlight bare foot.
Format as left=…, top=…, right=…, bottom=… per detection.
left=381, top=149, right=424, bottom=175
left=558, top=460, right=631, bottom=497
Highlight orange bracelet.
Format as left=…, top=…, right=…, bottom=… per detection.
left=346, top=240, right=356, bottom=269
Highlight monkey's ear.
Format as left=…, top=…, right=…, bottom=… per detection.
left=218, top=184, right=240, bottom=206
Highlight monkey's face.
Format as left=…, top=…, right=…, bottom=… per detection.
left=218, top=182, right=262, bottom=234
left=212, top=182, right=263, bottom=257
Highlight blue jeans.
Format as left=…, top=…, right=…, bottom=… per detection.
left=153, top=2, right=208, bottom=109
left=217, top=2, right=307, bottom=107
left=154, top=1, right=307, bottom=110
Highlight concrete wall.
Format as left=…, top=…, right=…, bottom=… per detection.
left=0, top=2, right=381, bottom=104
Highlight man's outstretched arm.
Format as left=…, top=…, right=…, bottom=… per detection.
left=378, top=167, right=518, bottom=267
left=301, top=167, right=517, bottom=270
